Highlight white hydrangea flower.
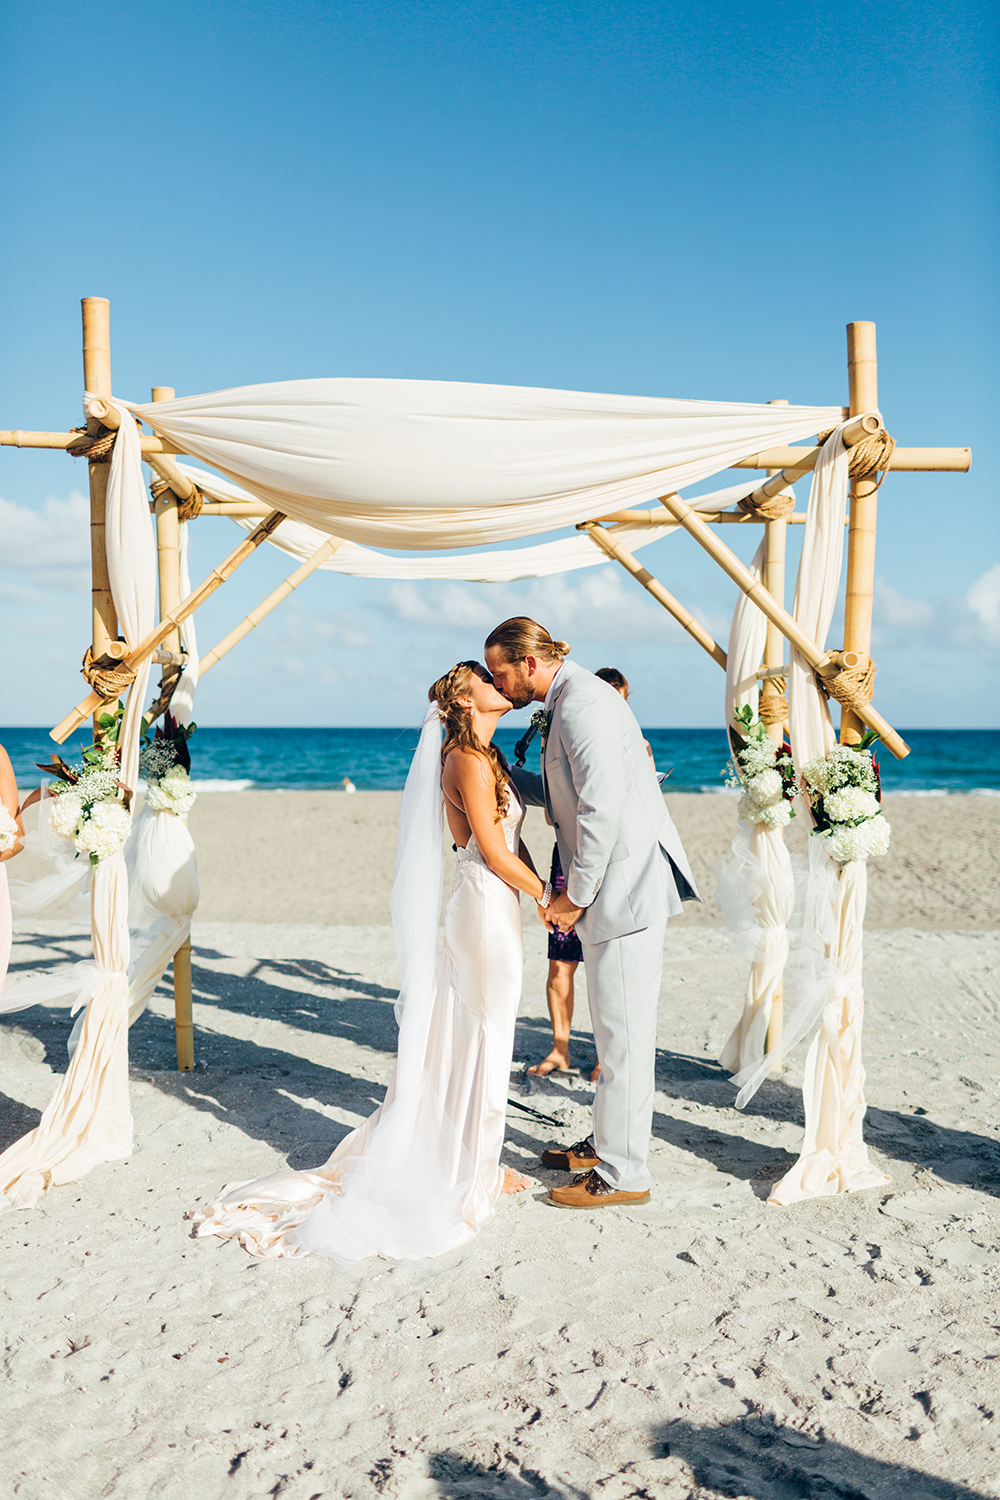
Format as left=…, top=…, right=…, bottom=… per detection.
left=823, top=814, right=891, bottom=864
left=50, top=789, right=85, bottom=840
left=745, top=768, right=783, bottom=803
left=74, top=799, right=132, bottom=860
left=824, top=786, right=881, bottom=823
left=758, top=797, right=794, bottom=829
left=0, top=806, right=19, bottom=851
left=147, top=765, right=197, bottom=816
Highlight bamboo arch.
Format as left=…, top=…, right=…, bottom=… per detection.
left=1, top=299, right=972, bottom=1083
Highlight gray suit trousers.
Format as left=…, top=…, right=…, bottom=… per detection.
left=581, top=914, right=666, bottom=1193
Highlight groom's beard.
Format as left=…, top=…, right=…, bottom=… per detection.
left=503, top=687, right=535, bottom=710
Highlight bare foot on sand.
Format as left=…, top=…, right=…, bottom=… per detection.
left=590, top=1062, right=601, bottom=1082
left=527, top=1048, right=571, bottom=1076
left=502, top=1169, right=531, bottom=1194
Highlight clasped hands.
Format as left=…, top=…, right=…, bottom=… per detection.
left=539, top=889, right=584, bottom=935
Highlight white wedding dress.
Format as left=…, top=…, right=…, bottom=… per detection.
left=193, top=763, right=525, bottom=1262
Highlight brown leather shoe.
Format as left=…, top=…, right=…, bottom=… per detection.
left=547, top=1169, right=651, bottom=1209
left=540, top=1139, right=600, bottom=1172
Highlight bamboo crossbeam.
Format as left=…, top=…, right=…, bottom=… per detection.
left=600, top=509, right=844, bottom=527
left=0, top=428, right=183, bottom=455
left=0, top=427, right=971, bottom=474
left=654, top=491, right=911, bottom=759
left=50, top=510, right=288, bottom=743
left=200, top=536, right=346, bottom=676
left=198, top=501, right=272, bottom=516
left=741, top=415, right=884, bottom=512
left=730, top=444, right=971, bottom=473
left=583, top=523, right=727, bottom=669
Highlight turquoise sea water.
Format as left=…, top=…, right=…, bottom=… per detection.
left=3, top=727, right=998, bottom=796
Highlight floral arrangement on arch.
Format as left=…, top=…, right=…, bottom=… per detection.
left=39, top=705, right=133, bottom=867
left=801, top=732, right=891, bottom=864
left=139, top=713, right=198, bottom=817
left=726, top=703, right=797, bottom=830
left=0, top=805, right=20, bottom=852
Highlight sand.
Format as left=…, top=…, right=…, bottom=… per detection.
left=2, top=793, right=999, bottom=1499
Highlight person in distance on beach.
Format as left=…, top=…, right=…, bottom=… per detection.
left=486, top=620, right=699, bottom=1210
left=193, top=661, right=547, bottom=1261
left=527, top=667, right=654, bottom=1082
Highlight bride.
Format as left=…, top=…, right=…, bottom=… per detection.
left=193, top=661, right=551, bottom=1261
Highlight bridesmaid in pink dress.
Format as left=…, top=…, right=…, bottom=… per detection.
left=0, top=744, right=26, bottom=1001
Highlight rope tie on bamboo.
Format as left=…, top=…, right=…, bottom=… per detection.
left=66, top=412, right=144, bottom=463
left=149, top=475, right=205, bottom=521
left=758, top=680, right=788, bottom=725
left=817, top=656, right=876, bottom=712
left=815, top=427, right=897, bottom=493
left=737, top=488, right=795, bottom=521
left=82, top=645, right=137, bottom=701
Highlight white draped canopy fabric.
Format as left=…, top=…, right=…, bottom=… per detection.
left=0, top=404, right=157, bottom=1210
left=179, top=464, right=760, bottom=583
left=718, top=543, right=795, bottom=1079
left=128, top=381, right=844, bottom=551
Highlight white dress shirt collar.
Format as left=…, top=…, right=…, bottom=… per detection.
left=543, top=662, right=566, bottom=711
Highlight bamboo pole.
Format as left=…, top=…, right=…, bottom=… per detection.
left=728, top=445, right=970, bottom=473
left=760, top=401, right=790, bottom=746
left=582, top=523, right=727, bottom=669
left=152, top=387, right=183, bottom=668
left=761, top=402, right=789, bottom=1069
left=81, top=299, right=117, bottom=734
left=841, top=322, right=880, bottom=747
left=172, top=938, right=194, bottom=1073
left=199, top=536, right=346, bottom=675
left=50, top=510, right=288, bottom=743
left=150, top=387, right=195, bottom=1072
left=597, top=510, right=842, bottom=526
left=198, top=502, right=272, bottom=516
left=0, top=429, right=183, bottom=454
left=654, top=491, right=911, bottom=758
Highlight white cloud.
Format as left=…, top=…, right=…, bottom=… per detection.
left=0, top=492, right=90, bottom=571
left=382, top=565, right=730, bottom=651
left=873, top=576, right=933, bottom=630
left=966, top=563, right=1000, bottom=641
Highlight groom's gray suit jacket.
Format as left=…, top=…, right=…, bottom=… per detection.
left=510, top=661, right=699, bottom=945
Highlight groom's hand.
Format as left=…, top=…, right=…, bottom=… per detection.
left=548, top=891, right=585, bottom=933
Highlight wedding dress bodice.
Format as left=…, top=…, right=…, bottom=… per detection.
left=453, top=784, right=524, bottom=889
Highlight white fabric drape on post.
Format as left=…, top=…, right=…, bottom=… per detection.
left=128, top=382, right=845, bottom=551
left=718, top=543, right=795, bottom=1077
left=0, top=402, right=157, bottom=1210
left=768, top=427, right=889, bottom=1206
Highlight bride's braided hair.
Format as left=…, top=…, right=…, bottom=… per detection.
left=429, top=661, right=509, bottom=821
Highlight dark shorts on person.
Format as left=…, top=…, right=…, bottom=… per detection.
left=546, top=845, right=583, bottom=964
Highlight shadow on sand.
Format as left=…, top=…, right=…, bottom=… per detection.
left=424, top=1414, right=993, bottom=1498
left=4, top=933, right=1000, bottom=1199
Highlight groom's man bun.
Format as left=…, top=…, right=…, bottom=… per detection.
left=484, top=618, right=570, bottom=663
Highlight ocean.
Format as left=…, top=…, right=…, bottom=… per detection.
left=3, top=726, right=998, bottom=796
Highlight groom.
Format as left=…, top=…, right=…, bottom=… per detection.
left=484, top=618, right=700, bottom=1209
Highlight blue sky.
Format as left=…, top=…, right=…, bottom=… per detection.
left=1, top=0, right=996, bottom=730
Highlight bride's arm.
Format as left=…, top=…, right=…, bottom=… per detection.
left=446, top=750, right=547, bottom=902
